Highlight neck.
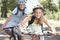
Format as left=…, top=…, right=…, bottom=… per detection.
left=18, top=7, right=25, bottom=11
left=34, top=18, right=40, bottom=24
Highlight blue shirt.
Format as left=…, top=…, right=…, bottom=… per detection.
left=10, top=7, right=26, bottom=24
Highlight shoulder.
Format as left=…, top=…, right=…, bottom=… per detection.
left=43, top=16, right=49, bottom=23
left=24, top=14, right=32, bottom=21
left=11, top=7, right=18, bottom=14
left=27, top=14, right=32, bottom=18
left=43, top=16, right=48, bottom=20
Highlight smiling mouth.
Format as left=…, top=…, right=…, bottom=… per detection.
left=35, top=17, right=40, bottom=19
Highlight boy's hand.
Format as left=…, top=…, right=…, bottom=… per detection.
left=0, top=27, right=4, bottom=31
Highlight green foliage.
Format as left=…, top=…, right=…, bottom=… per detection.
left=59, top=0, right=60, bottom=10
left=0, top=0, right=17, bottom=18
left=40, top=0, right=48, bottom=9
left=44, top=10, right=60, bottom=20
left=40, top=0, right=58, bottom=14
left=2, top=0, right=17, bottom=11
left=44, top=10, right=53, bottom=19
left=40, top=0, right=59, bottom=20
left=6, top=0, right=17, bottom=11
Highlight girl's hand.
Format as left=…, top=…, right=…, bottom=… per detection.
left=52, top=32, right=57, bottom=35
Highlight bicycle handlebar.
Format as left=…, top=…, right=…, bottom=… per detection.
left=3, top=26, right=54, bottom=36
left=21, top=31, right=53, bottom=36
left=3, top=26, right=18, bottom=30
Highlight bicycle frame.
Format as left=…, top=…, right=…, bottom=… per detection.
left=4, top=26, right=19, bottom=40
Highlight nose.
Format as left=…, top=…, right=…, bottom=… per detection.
left=37, top=12, right=41, bottom=15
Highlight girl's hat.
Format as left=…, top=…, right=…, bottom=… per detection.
left=33, top=5, right=44, bottom=12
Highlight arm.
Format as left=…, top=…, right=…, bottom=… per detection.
left=1, top=14, right=13, bottom=28
left=1, top=7, right=17, bottom=28
left=18, top=15, right=31, bottom=28
left=1, top=7, right=18, bottom=30
left=43, top=17, right=56, bottom=34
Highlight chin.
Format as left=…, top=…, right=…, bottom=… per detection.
left=21, top=9, right=23, bottom=10
left=36, top=17, right=40, bottom=19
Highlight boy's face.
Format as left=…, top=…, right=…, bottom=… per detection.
left=19, top=4, right=25, bottom=10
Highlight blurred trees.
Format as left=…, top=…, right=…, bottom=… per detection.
left=40, top=0, right=59, bottom=20
left=40, top=0, right=58, bottom=14
left=59, top=0, right=60, bottom=10
left=0, top=0, right=59, bottom=20
left=1, top=0, right=17, bottom=18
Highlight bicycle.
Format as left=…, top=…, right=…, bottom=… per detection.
left=21, top=30, right=53, bottom=40
left=4, top=26, right=21, bottom=40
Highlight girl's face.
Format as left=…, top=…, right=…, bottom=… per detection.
left=19, top=4, right=25, bottom=10
left=34, top=9, right=43, bottom=19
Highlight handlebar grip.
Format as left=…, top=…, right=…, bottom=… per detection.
left=21, top=32, right=34, bottom=35
left=46, top=32, right=52, bottom=36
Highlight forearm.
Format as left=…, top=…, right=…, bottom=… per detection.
left=18, top=16, right=31, bottom=28
left=45, top=22, right=56, bottom=33
left=18, top=15, right=27, bottom=27
left=50, top=26, right=56, bottom=33
left=46, top=22, right=56, bottom=33
left=2, top=14, right=12, bottom=28
left=44, top=17, right=56, bottom=33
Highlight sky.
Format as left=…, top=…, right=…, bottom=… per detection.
left=25, top=0, right=59, bottom=14
left=53, top=0, right=59, bottom=6
left=25, top=0, right=40, bottom=14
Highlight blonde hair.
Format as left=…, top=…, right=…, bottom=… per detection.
left=32, top=6, right=45, bottom=25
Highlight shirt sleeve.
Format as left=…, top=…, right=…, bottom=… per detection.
left=24, top=8, right=28, bottom=14
left=11, top=7, right=18, bottom=15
